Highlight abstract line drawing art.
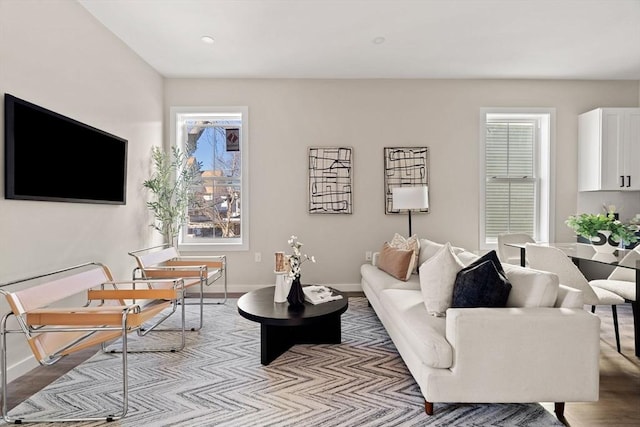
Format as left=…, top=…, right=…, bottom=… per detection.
left=308, top=147, right=353, bottom=214
left=384, top=147, right=430, bottom=214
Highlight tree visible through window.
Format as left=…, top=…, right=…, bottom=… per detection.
left=173, top=107, right=248, bottom=251
left=188, top=123, right=241, bottom=238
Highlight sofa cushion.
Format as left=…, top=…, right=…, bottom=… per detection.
left=451, top=260, right=512, bottom=308
left=418, top=238, right=465, bottom=267
left=380, top=289, right=452, bottom=368
left=377, top=242, right=415, bottom=281
left=456, top=250, right=480, bottom=266
left=419, top=242, right=464, bottom=316
left=361, top=263, right=420, bottom=298
left=503, top=263, right=559, bottom=307
left=390, top=233, right=420, bottom=274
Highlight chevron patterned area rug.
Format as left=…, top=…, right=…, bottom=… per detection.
left=7, top=297, right=563, bottom=426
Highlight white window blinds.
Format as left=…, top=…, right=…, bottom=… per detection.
left=485, top=120, right=536, bottom=239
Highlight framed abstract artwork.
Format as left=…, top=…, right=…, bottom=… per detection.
left=308, top=147, right=353, bottom=214
left=384, top=147, right=430, bottom=214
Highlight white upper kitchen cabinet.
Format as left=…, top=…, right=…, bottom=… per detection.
left=578, top=108, right=640, bottom=191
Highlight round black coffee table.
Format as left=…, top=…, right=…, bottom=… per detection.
left=237, top=286, right=348, bottom=365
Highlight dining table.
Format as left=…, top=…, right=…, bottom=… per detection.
left=506, top=242, right=640, bottom=358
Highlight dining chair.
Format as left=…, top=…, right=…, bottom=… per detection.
left=590, top=248, right=638, bottom=305
left=525, top=243, right=625, bottom=352
left=497, top=233, right=535, bottom=265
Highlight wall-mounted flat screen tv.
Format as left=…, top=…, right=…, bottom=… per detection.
left=4, top=94, right=127, bottom=205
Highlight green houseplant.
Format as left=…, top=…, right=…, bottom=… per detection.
left=143, top=146, right=202, bottom=246
left=565, top=212, right=639, bottom=246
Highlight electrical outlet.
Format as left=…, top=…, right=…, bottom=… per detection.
left=254, top=252, right=262, bottom=262
left=365, top=251, right=372, bottom=261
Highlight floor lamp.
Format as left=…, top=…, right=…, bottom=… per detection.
left=392, top=186, right=429, bottom=236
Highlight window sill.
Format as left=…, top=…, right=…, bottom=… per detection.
left=178, top=242, right=248, bottom=252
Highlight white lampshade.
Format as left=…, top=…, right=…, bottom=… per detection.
left=392, top=186, right=429, bottom=210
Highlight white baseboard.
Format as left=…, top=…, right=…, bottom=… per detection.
left=7, top=355, right=38, bottom=384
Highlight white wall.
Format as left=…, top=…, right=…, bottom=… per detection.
left=0, top=0, right=163, bottom=379
left=577, top=191, right=640, bottom=223
left=165, top=79, right=639, bottom=289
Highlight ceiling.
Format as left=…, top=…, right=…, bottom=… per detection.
left=78, top=0, right=640, bottom=80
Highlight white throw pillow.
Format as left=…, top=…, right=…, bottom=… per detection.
left=418, top=238, right=465, bottom=267
left=390, top=233, right=420, bottom=273
left=419, top=242, right=464, bottom=316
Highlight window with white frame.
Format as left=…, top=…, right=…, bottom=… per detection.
left=171, top=106, right=249, bottom=251
left=479, top=109, right=554, bottom=249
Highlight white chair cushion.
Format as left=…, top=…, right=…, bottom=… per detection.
left=589, top=280, right=636, bottom=305
left=590, top=279, right=636, bottom=301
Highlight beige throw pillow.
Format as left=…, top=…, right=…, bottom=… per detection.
left=390, top=233, right=420, bottom=273
left=377, top=242, right=416, bottom=281
left=419, top=242, right=464, bottom=316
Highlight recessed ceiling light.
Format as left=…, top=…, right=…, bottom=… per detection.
left=372, top=36, right=386, bottom=45
left=201, top=35, right=215, bottom=44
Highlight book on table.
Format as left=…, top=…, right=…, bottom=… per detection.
left=303, top=285, right=343, bottom=305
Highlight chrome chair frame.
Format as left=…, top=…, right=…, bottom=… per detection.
left=0, top=262, right=186, bottom=423
left=129, top=245, right=227, bottom=332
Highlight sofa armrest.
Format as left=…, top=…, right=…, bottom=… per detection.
left=443, top=307, right=600, bottom=400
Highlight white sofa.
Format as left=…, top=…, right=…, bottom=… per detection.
left=360, top=239, right=601, bottom=418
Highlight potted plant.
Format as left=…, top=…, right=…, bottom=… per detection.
left=143, top=146, right=202, bottom=246
left=565, top=209, right=639, bottom=253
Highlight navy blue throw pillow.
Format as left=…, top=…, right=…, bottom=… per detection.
left=451, top=260, right=512, bottom=308
left=463, top=250, right=506, bottom=279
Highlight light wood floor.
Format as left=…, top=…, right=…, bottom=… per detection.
left=547, top=302, right=640, bottom=427
left=4, top=296, right=639, bottom=426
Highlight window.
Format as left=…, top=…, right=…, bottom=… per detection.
left=479, top=108, right=554, bottom=249
left=171, top=106, right=249, bottom=251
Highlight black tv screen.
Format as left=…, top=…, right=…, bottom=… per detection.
left=4, top=94, right=127, bottom=205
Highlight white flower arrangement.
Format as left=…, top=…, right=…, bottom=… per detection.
left=286, top=235, right=316, bottom=278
